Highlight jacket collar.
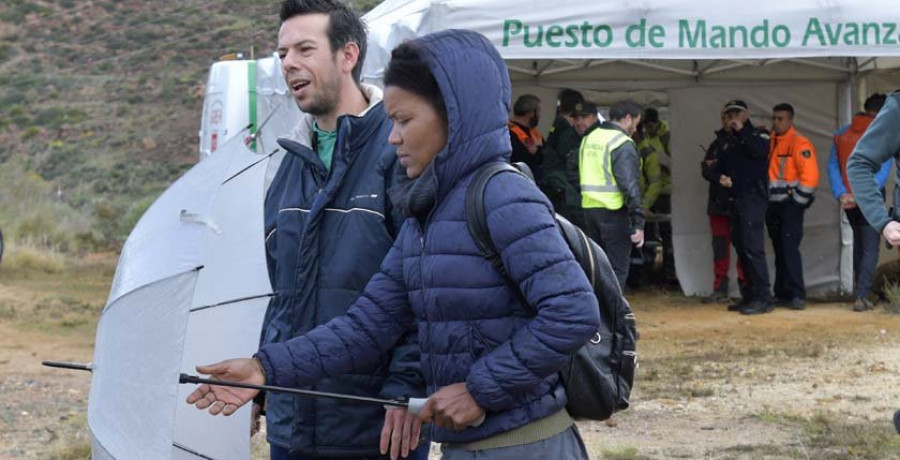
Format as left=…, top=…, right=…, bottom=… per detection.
left=280, top=83, right=384, bottom=150
left=773, top=125, right=797, bottom=142
left=277, top=84, right=385, bottom=168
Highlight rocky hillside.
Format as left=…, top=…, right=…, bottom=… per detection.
left=0, top=0, right=378, bottom=252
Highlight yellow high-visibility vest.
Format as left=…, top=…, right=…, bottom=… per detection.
left=579, top=128, right=635, bottom=210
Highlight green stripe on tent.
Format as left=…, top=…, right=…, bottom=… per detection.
left=248, top=60, right=257, bottom=151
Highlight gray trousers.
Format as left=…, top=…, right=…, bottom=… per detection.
left=440, top=426, right=588, bottom=460
left=847, top=207, right=881, bottom=299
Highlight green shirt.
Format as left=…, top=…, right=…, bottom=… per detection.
left=313, top=122, right=337, bottom=171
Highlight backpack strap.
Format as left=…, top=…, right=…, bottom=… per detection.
left=465, top=161, right=535, bottom=315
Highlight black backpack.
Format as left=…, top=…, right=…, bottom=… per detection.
left=465, top=161, right=637, bottom=421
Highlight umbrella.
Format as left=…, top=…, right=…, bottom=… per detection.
left=87, top=133, right=274, bottom=460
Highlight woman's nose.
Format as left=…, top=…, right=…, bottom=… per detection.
left=388, top=125, right=401, bottom=145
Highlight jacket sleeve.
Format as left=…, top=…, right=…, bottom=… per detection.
left=828, top=135, right=846, bottom=201
left=378, top=323, right=426, bottom=400
left=465, top=173, right=601, bottom=412
left=565, top=135, right=584, bottom=198
left=792, top=137, right=820, bottom=207
left=256, top=231, right=417, bottom=390
left=660, top=130, right=672, bottom=156
left=641, top=147, right=662, bottom=210
left=700, top=138, right=721, bottom=184
left=848, top=95, right=900, bottom=232
left=612, top=142, right=646, bottom=231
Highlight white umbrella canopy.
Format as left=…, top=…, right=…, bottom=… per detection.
left=89, top=133, right=273, bottom=460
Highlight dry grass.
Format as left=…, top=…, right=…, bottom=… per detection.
left=754, top=410, right=900, bottom=459
left=883, top=281, right=900, bottom=314
left=1, top=242, right=65, bottom=274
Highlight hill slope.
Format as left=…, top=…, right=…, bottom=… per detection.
left=0, top=0, right=378, bottom=252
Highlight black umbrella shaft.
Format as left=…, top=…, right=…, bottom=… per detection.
left=43, top=361, right=92, bottom=372
left=179, top=373, right=408, bottom=408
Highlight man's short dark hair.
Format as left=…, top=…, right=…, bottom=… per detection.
left=558, top=88, right=584, bottom=115
left=608, top=100, right=642, bottom=121
left=643, top=107, right=660, bottom=123
left=773, top=103, right=795, bottom=118
left=383, top=41, right=447, bottom=122
left=513, top=94, right=541, bottom=116
left=280, top=0, right=368, bottom=82
left=864, top=93, right=887, bottom=113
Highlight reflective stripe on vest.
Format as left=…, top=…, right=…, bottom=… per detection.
left=579, top=129, right=633, bottom=209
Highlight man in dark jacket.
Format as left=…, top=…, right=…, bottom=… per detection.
left=260, top=1, right=427, bottom=458
left=848, top=91, right=900, bottom=249
left=542, top=89, right=586, bottom=228
left=579, top=100, right=645, bottom=288
left=701, top=112, right=745, bottom=302
left=714, top=100, right=773, bottom=315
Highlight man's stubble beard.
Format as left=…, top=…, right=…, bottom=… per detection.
left=296, top=69, right=341, bottom=117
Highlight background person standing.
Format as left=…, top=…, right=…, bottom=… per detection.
left=579, top=100, right=645, bottom=288
left=828, top=93, right=889, bottom=312
left=715, top=100, right=772, bottom=315
left=848, top=91, right=900, bottom=256
left=766, top=103, right=819, bottom=311
left=542, top=89, right=586, bottom=229
left=701, top=110, right=745, bottom=302
left=637, top=107, right=675, bottom=284
left=508, top=94, right=545, bottom=183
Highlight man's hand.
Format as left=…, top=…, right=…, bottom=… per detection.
left=631, top=229, right=645, bottom=248
left=883, top=221, right=900, bottom=246
left=840, top=193, right=857, bottom=209
left=185, top=358, right=266, bottom=416
left=719, top=175, right=733, bottom=188
left=380, top=408, right=422, bottom=460
left=419, top=383, right=484, bottom=431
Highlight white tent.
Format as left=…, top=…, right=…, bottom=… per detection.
left=362, top=0, right=900, bottom=296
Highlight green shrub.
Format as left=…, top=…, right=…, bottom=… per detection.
left=21, top=126, right=40, bottom=139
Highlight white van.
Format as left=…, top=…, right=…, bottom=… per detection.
left=198, top=54, right=301, bottom=161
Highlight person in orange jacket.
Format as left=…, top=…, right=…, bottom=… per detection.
left=767, top=103, right=819, bottom=310
left=829, top=93, right=889, bottom=312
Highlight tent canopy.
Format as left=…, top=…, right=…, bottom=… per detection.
left=362, top=0, right=900, bottom=296
left=363, top=0, right=900, bottom=83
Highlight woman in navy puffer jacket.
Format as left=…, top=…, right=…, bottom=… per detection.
left=188, top=30, right=600, bottom=459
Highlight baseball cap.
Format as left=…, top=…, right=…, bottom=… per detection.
left=722, top=100, right=748, bottom=113
left=572, top=101, right=598, bottom=117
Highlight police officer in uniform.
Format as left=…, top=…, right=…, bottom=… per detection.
left=714, top=100, right=773, bottom=315
left=543, top=89, right=586, bottom=229
left=579, top=99, right=645, bottom=288
left=767, top=103, right=819, bottom=310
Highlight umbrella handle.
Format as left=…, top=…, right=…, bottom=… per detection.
left=406, top=397, right=485, bottom=427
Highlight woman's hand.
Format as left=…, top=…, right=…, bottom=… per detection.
left=380, top=408, right=422, bottom=459
left=419, top=383, right=484, bottom=431
left=185, top=358, right=265, bottom=416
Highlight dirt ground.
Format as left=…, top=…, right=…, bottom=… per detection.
left=2, top=263, right=900, bottom=459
